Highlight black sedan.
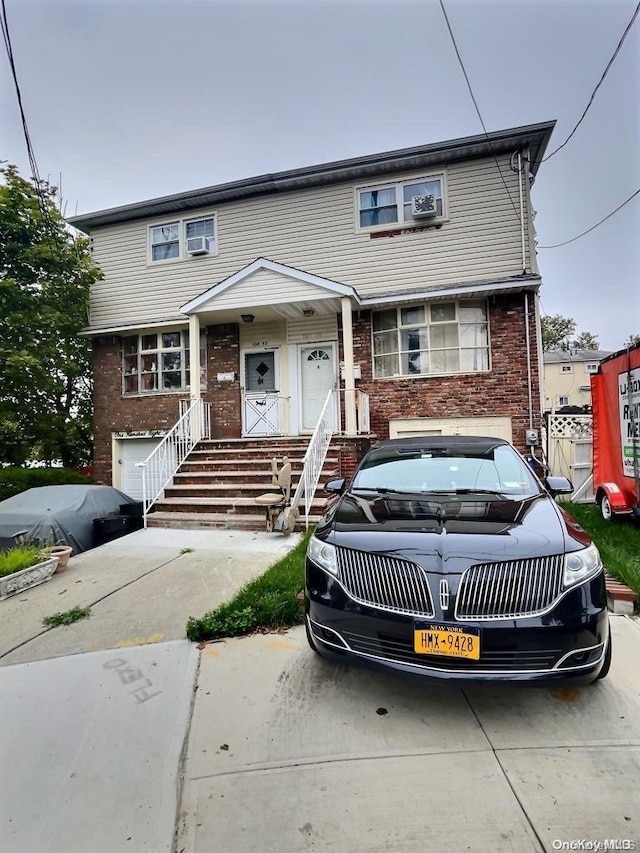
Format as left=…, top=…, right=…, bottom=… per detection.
left=305, top=436, right=611, bottom=685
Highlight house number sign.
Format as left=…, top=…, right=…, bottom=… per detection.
left=251, top=340, right=269, bottom=347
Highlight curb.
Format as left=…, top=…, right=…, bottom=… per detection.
left=605, top=572, right=638, bottom=616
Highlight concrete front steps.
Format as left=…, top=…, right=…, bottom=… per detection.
left=146, top=437, right=344, bottom=532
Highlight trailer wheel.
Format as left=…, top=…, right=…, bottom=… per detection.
left=599, top=493, right=613, bottom=522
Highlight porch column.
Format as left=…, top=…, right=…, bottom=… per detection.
left=341, top=296, right=357, bottom=436
left=188, top=313, right=201, bottom=401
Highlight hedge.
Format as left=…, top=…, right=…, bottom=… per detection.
left=0, top=468, right=95, bottom=502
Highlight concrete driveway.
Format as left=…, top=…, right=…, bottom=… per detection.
left=178, top=615, right=640, bottom=853
left=1, top=530, right=639, bottom=853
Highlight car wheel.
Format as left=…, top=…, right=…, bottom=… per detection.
left=305, top=619, right=320, bottom=655
left=600, top=494, right=613, bottom=522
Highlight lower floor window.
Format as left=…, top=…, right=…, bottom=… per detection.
left=372, top=300, right=489, bottom=378
left=122, top=330, right=206, bottom=394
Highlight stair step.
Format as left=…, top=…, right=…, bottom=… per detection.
left=146, top=510, right=322, bottom=531
left=153, top=496, right=328, bottom=516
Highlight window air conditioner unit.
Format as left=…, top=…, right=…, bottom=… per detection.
left=186, top=236, right=210, bottom=255
left=411, top=195, right=437, bottom=218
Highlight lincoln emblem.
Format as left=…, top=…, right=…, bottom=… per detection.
left=439, top=579, right=450, bottom=611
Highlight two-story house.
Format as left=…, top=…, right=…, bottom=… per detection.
left=543, top=349, right=612, bottom=412
left=69, top=121, right=555, bottom=512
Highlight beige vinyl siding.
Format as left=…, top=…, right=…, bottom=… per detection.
left=88, top=155, right=531, bottom=326
left=209, top=267, right=340, bottom=310
left=287, top=315, right=338, bottom=344
left=238, top=320, right=286, bottom=348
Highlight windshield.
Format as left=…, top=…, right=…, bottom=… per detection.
left=351, top=444, right=541, bottom=500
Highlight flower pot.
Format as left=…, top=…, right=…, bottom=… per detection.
left=0, top=556, right=59, bottom=600
left=41, top=545, right=73, bottom=573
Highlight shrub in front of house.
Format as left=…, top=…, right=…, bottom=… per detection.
left=0, top=468, right=95, bottom=502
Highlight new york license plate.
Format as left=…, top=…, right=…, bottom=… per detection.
left=413, top=622, right=480, bottom=660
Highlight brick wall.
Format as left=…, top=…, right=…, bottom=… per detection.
left=92, top=323, right=243, bottom=484
left=204, top=323, right=241, bottom=438
left=346, top=292, right=541, bottom=454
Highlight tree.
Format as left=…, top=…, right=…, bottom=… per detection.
left=541, top=314, right=576, bottom=351
left=623, top=334, right=640, bottom=348
left=572, top=331, right=600, bottom=351
left=0, top=165, right=102, bottom=467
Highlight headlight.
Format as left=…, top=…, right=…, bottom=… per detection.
left=307, top=537, right=338, bottom=577
left=563, top=543, right=602, bottom=587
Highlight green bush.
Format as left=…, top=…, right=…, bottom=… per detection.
left=0, top=467, right=94, bottom=502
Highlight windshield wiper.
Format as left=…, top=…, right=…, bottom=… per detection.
left=351, top=486, right=408, bottom=494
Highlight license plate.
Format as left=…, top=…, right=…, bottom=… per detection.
left=413, top=622, right=480, bottom=660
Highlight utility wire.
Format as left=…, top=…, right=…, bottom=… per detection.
left=541, top=0, right=640, bottom=164
left=438, top=0, right=523, bottom=227
left=1, top=0, right=64, bottom=253
left=537, top=188, right=640, bottom=248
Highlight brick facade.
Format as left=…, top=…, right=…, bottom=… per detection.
left=343, top=292, right=541, bottom=455
left=92, top=293, right=540, bottom=484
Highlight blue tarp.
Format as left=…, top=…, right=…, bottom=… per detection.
left=0, top=485, right=136, bottom=554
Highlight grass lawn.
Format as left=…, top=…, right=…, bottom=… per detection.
left=186, top=528, right=313, bottom=642
left=561, top=502, right=640, bottom=596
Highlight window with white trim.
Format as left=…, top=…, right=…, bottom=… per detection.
left=122, top=330, right=206, bottom=394
left=561, top=365, right=573, bottom=373
left=372, top=300, right=489, bottom=378
left=558, top=396, right=569, bottom=406
left=358, top=175, right=444, bottom=229
left=585, top=363, right=598, bottom=373
left=149, top=215, right=216, bottom=262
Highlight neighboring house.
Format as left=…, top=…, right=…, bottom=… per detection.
left=543, top=349, right=612, bottom=412
left=69, top=121, right=555, bottom=496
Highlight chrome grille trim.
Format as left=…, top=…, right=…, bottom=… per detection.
left=455, top=555, right=565, bottom=620
left=335, top=546, right=434, bottom=617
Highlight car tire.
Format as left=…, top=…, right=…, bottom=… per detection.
left=596, top=631, right=612, bottom=681
left=599, top=494, right=613, bottom=522
left=305, top=619, right=320, bottom=655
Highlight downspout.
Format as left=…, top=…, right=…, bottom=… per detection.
left=518, top=152, right=526, bottom=274
left=524, top=292, right=534, bottom=432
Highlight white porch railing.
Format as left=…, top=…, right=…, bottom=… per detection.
left=337, top=389, right=370, bottom=434
left=137, top=398, right=212, bottom=525
left=291, top=389, right=336, bottom=528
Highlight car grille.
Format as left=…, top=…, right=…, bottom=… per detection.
left=335, top=547, right=434, bottom=617
left=342, top=630, right=561, bottom=672
left=455, top=555, right=565, bottom=620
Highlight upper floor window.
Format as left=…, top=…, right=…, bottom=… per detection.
left=585, top=363, right=598, bottom=373
left=149, top=215, right=216, bottom=263
left=122, top=330, right=206, bottom=394
left=372, top=300, right=489, bottom=378
left=357, top=175, right=445, bottom=230
left=558, top=396, right=569, bottom=406
left=561, top=365, right=573, bottom=373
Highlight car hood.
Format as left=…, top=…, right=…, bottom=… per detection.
left=317, top=491, right=590, bottom=572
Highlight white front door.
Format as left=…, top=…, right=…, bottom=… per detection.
left=300, top=345, right=337, bottom=431
left=242, top=350, right=281, bottom=436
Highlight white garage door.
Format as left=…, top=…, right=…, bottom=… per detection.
left=117, top=438, right=164, bottom=500
left=388, top=417, right=513, bottom=443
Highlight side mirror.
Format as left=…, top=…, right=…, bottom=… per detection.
left=545, top=476, right=573, bottom=496
left=324, top=478, right=346, bottom=495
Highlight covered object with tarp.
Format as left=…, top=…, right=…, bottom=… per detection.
left=0, top=485, right=137, bottom=554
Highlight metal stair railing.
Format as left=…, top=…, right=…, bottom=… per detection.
left=290, top=389, right=336, bottom=528
left=137, top=398, right=211, bottom=526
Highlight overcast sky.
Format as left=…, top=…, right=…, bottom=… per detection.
left=1, top=0, right=639, bottom=351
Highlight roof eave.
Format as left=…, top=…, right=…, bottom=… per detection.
left=68, top=121, right=556, bottom=233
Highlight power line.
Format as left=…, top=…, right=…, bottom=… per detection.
left=541, top=0, right=640, bottom=164
left=537, top=188, right=640, bottom=248
left=437, top=0, right=523, bottom=227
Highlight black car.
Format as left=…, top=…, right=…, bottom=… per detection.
left=305, top=436, right=611, bottom=685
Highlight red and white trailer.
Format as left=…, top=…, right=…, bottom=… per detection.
left=591, top=342, right=640, bottom=520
